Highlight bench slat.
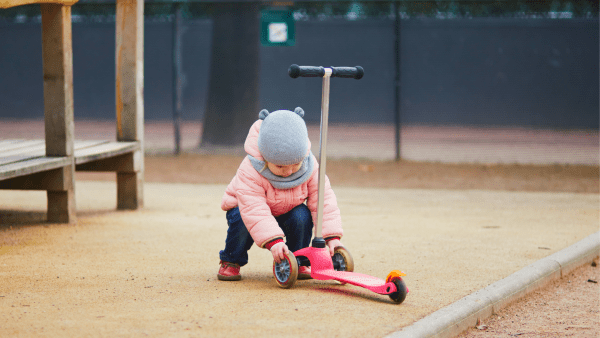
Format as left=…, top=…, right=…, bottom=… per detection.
left=75, top=141, right=139, bottom=165
left=74, top=140, right=111, bottom=149
left=0, top=155, right=44, bottom=167
left=0, top=139, right=140, bottom=181
left=0, top=140, right=45, bottom=154
left=0, top=140, right=110, bottom=166
left=0, top=141, right=46, bottom=166
left=0, top=156, right=70, bottom=180
left=0, top=144, right=46, bottom=163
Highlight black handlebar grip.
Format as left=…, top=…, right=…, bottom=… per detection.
left=288, top=64, right=364, bottom=80
left=331, top=66, right=364, bottom=80
left=288, top=64, right=325, bottom=78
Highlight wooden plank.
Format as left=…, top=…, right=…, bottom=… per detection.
left=0, top=0, right=78, bottom=9
left=74, top=140, right=109, bottom=150
left=0, top=141, right=47, bottom=167
left=0, top=140, right=45, bottom=154
left=0, top=142, right=45, bottom=158
left=76, top=150, right=140, bottom=172
left=0, top=140, right=105, bottom=155
left=0, top=156, right=70, bottom=181
left=0, top=140, right=107, bottom=151
left=0, top=166, right=71, bottom=190
left=0, top=154, right=44, bottom=167
left=0, top=140, right=20, bottom=148
left=0, top=140, right=107, bottom=166
left=75, top=141, right=139, bottom=165
left=0, top=140, right=127, bottom=166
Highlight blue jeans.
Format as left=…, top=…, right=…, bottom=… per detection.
left=219, top=204, right=313, bottom=267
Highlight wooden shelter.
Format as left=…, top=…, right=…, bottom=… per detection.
left=0, top=0, right=144, bottom=223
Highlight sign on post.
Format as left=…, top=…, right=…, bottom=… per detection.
left=260, top=9, right=295, bottom=46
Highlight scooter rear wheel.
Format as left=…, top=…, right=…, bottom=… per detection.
left=389, top=278, right=408, bottom=304
left=273, top=251, right=298, bottom=289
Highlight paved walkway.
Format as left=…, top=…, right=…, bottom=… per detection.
left=0, top=119, right=597, bottom=165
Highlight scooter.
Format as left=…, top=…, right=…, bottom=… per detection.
left=272, top=65, right=409, bottom=304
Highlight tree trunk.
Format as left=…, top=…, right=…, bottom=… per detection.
left=200, top=3, right=260, bottom=150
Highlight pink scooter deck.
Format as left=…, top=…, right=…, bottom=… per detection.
left=294, top=246, right=399, bottom=295
left=313, top=270, right=398, bottom=295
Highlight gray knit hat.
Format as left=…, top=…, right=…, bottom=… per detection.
left=257, top=107, right=308, bottom=165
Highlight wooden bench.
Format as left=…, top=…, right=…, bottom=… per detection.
left=0, top=0, right=144, bottom=223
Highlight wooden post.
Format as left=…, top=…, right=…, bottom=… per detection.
left=41, top=3, right=76, bottom=223
left=116, top=0, right=144, bottom=209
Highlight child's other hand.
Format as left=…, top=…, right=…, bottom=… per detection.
left=327, top=239, right=343, bottom=256
left=270, top=242, right=290, bottom=264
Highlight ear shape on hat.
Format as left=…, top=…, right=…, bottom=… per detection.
left=294, top=107, right=305, bottom=118
left=259, top=109, right=270, bottom=120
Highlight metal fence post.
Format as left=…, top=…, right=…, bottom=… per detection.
left=172, top=2, right=183, bottom=155
left=394, top=1, right=402, bottom=161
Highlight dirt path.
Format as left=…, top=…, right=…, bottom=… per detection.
left=0, top=153, right=597, bottom=337
left=1, top=182, right=598, bottom=337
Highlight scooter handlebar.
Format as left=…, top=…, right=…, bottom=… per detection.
left=288, top=64, right=364, bottom=80
left=331, top=66, right=364, bottom=79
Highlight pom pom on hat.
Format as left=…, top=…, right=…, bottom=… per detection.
left=258, top=108, right=308, bottom=165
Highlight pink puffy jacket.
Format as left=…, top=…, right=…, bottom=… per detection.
left=221, top=120, right=343, bottom=248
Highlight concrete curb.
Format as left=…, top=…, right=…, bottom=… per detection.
left=386, top=231, right=600, bottom=338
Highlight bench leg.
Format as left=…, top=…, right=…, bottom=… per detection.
left=117, top=151, right=143, bottom=210
left=47, top=190, right=75, bottom=223
left=117, top=172, right=143, bottom=210
left=47, top=165, right=76, bottom=223
left=116, top=0, right=144, bottom=211
left=42, top=3, right=75, bottom=223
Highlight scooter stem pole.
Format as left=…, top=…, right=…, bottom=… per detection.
left=315, top=68, right=332, bottom=240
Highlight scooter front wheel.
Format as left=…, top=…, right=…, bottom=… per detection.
left=389, top=278, right=408, bottom=304
left=273, top=251, right=299, bottom=289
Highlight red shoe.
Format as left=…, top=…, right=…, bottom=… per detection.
left=298, top=266, right=312, bottom=280
left=218, top=261, right=241, bottom=281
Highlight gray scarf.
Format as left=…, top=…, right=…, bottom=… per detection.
left=248, top=153, right=315, bottom=190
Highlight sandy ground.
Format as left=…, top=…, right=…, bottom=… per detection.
left=1, top=120, right=599, bottom=337
left=0, top=155, right=598, bottom=337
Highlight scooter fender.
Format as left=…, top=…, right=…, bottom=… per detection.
left=293, top=246, right=333, bottom=278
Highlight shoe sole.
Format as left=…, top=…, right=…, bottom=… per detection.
left=217, top=274, right=241, bottom=281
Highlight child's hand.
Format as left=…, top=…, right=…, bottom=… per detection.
left=270, top=242, right=290, bottom=264
left=327, top=239, right=343, bottom=256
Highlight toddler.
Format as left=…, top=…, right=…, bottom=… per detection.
left=218, top=107, right=344, bottom=281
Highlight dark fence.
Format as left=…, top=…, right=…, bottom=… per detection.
left=0, top=17, right=598, bottom=129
